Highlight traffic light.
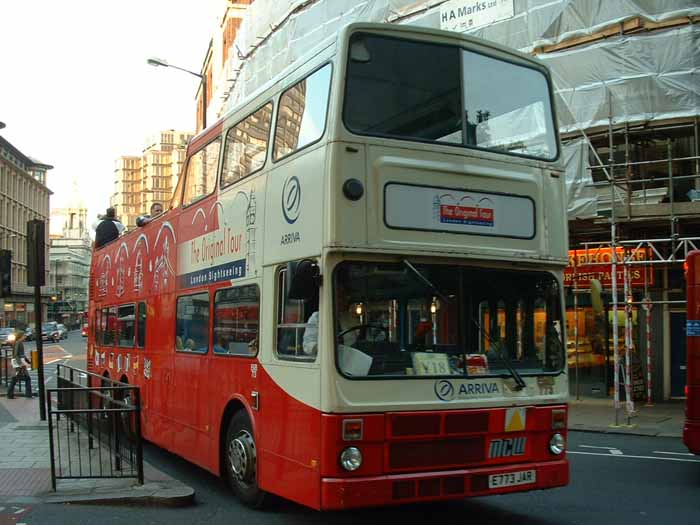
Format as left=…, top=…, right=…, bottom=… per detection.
left=27, top=219, right=46, bottom=287
left=0, top=249, right=11, bottom=298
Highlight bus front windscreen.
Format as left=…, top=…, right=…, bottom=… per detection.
left=334, top=262, right=564, bottom=379
left=343, top=33, right=558, bottom=160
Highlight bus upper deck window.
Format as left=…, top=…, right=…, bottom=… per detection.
left=273, top=64, right=332, bottom=161
left=183, top=138, right=222, bottom=207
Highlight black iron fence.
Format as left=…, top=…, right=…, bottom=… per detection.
left=46, top=364, right=143, bottom=490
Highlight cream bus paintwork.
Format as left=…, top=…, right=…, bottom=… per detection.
left=205, top=23, right=567, bottom=415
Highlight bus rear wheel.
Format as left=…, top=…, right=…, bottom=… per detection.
left=225, top=411, right=266, bottom=508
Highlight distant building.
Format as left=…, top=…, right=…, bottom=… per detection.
left=49, top=203, right=92, bottom=328
left=196, top=1, right=253, bottom=131
left=0, top=134, right=52, bottom=328
left=110, top=130, right=193, bottom=229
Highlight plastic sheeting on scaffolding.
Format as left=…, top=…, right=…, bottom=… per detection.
left=217, top=0, right=700, bottom=134
left=562, top=139, right=597, bottom=219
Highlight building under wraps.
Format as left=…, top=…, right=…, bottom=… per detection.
left=205, top=0, right=699, bottom=402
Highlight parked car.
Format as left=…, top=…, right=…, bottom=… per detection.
left=42, top=322, right=61, bottom=343
left=57, top=324, right=68, bottom=339
left=0, top=328, right=16, bottom=348
left=81, top=323, right=88, bottom=337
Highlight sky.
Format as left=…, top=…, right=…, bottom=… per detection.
left=0, top=0, right=222, bottom=233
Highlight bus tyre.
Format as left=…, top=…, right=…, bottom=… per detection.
left=225, top=411, right=266, bottom=508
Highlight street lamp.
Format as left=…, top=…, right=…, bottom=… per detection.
left=147, top=57, right=207, bottom=130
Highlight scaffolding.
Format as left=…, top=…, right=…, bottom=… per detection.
left=568, top=109, right=700, bottom=426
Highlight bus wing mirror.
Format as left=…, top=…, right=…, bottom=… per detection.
left=590, top=278, right=603, bottom=315
left=287, top=259, right=320, bottom=301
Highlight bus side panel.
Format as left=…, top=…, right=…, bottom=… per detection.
left=205, top=354, right=259, bottom=475
left=257, top=365, right=322, bottom=510
left=685, top=250, right=700, bottom=454
left=147, top=291, right=176, bottom=451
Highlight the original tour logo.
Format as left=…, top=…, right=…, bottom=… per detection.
left=282, top=175, right=301, bottom=224
left=433, top=194, right=494, bottom=227
left=434, top=379, right=499, bottom=401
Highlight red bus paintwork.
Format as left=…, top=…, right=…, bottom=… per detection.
left=684, top=250, right=700, bottom=454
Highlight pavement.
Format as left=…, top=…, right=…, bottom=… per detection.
left=568, top=396, right=685, bottom=437
left=0, top=353, right=194, bottom=507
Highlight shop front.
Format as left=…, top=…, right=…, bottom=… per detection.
left=565, top=248, right=655, bottom=401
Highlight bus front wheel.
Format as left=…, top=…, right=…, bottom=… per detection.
left=225, top=411, right=266, bottom=508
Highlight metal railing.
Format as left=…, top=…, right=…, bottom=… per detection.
left=46, top=364, right=143, bottom=490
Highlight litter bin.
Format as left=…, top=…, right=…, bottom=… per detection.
left=31, top=349, right=39, bottom=370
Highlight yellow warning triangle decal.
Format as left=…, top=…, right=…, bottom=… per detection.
left=506, top=409, right=526, bottom=432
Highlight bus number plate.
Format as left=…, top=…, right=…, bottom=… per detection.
left=488, top=469, right=536, bottom=489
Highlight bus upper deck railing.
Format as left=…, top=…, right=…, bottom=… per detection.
left=46, top=364, right=143, bottom=490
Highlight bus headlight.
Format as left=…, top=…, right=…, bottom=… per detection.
left=549, top=433, right=566, bottom=455
left=340, top=447, right=363, bottom=471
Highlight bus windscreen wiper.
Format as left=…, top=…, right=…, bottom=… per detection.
left=403, top=260, right=451, bottom=304
left=469, top=317, right=526, bottom=390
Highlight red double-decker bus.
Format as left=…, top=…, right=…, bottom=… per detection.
left=685, top=250, right=700, bottom=454
left=88, top=23, right=569, bottom=510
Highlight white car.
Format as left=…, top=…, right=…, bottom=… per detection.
left=42, top=322, right=61, bottom=343
left=57, top=324, right=68, bottom=339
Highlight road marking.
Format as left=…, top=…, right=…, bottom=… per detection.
left=653, top=451, right=695, bottom=456
left=569, top=451, right=700, bottom=463
left=580, top=444, right=623, bottom=455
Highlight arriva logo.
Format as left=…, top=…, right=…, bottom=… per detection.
left=434, top=379, right=500, bottom=402
left=282, top=176, right=301, bottom=224
left=435, top=380, right=455, bottom=401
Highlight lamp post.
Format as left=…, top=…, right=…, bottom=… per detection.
left=147, top=57, right=207, bottom=130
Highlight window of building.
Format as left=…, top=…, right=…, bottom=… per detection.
left=273, top=64, right=332, bottom=161
left=221, top=103, right=273, bottom=188
left=176, top=292, right=210, bottom=353
left=276, top=268, right=318, bottom=362
left=213, top=285, right=259, bottom=356
left=137, top=302, right=146, bottom=348
left=182, top=138, right=221, bottom=206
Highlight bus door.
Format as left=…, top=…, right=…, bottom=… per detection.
left=257, top=263, right=322, bottom=505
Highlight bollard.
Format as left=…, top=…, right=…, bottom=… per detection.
left=31, top=349, right=39, bottom=370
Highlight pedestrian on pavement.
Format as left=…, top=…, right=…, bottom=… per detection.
left=94, top=207, right=125, bottom=248
left=7, top=331, right=32, bottom=399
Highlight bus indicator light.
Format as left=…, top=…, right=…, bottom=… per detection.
left=342, top=419, right=363, bottom=441
left=552, top=409, right=566, bottom=430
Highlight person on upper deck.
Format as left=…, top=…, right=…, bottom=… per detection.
left=94, top=207, right=125, bottom=248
